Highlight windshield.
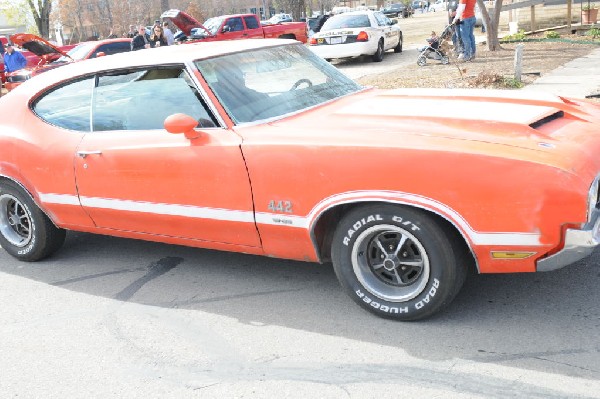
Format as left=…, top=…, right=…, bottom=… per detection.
left=195, top=43, right=362, bottom=124
left=322, top=14, right=371, bottom=30
left=202, top=17, right=224, bottom=35
left=55, top=42, right=95, bottom=63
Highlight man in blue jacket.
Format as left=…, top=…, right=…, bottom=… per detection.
left=4, top=43, right=27, bottom=73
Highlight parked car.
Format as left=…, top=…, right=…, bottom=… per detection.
left=309, top=10, right=402, bottom=62
left=428, top=0, right=447, bottom=12
left=162, top=9, right=307, bottom=43
left=412, top=0, right=428, bottom=11
left=4, top=35, right=130, bottom=91
left=2, top=39, right=600, bottom=321
left=267, top=13, right=293, bottom=24
left=383, top=3, right=413, bottom=18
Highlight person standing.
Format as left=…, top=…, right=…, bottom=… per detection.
left=126, top=25, right=137, bottom=38
left=447, top=0, right=462, bottom=56
left=131, top=25, right=150, bottom=50
left=162, top=21, right=175, bottom=45
left=453, top=0, right=476, bottom=61
left=3, top=43, right=27, bottom=73
left=149, top=25, right=168, bottom=48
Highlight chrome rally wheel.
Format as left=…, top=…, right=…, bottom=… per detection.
left=0, top=181, right=66, bottom=261
left=0, top=193, right=32, bottom=247
left=331, top=204, right=468, bottom=320
left=351, top=224, right=429, bottom=302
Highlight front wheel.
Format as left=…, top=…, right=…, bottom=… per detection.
left=0, top=181, right=66, bottom=261
left=417, top=55, right=427, bottom=66
left=331, top=205, right=467, bottom=320
left=394, top=34, right=403, bottom=53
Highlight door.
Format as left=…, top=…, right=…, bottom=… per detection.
left=74, top=66, right=260, bottom=247
left=221, top=17, right=247, bottom=40
left=243, top=15, right=265, bottom=39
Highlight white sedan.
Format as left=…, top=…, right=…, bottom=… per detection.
left=309, top=10, right=403, bottom=62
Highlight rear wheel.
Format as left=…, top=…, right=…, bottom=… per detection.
left=417, top=55, right=427, bottom=66
left=372, top=40, right=384, bottom=62
left=331, top=205, right=467, bottom=320
left=0, top=181, right=66, bottom=261
left=441, top=56, right=449, bottom=64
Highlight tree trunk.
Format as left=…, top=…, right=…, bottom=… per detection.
left=477, top=0, right=503, bottom=51
left=161, top=0, right=170, bottom=13
left=26, top=0, right=52, bottom=38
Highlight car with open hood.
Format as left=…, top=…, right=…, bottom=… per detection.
left=1, top=39, right=600, bottom=321
left=162, top=9, right=307, bottom=43
left=4, top=34, right=130, bottom=91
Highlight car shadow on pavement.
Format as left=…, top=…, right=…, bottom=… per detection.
left=1, top=231, right=599, bottom=380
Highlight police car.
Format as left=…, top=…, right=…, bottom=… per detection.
left=309, top=10, right=402, bottom=62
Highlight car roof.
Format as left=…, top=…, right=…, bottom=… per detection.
left=14, top=39, right=297, bottom=97
left=78, top=38, right=132, bottom=46
left=332, top=10, right=376, bottom=16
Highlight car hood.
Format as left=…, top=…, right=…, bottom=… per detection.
left=254, top=88, right=600, bottom=172
left=161, top=9, right=210, bottom=36
left=9, top=33, right=70, bottom=58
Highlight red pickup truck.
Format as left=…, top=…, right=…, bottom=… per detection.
left=161, top=10, right=308, bottom=44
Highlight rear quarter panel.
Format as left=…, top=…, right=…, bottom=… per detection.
left=262, top=22, right=308, bottom=43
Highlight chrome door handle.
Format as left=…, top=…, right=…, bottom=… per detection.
left=77, top=150, right=102, bottom=158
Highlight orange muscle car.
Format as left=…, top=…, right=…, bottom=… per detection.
left=1, top=39, right=599, bottom=320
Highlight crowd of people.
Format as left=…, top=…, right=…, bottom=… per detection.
left=127, top=20, right=175, bottom=51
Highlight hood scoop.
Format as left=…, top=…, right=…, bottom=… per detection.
left=336, top=96, right=564, bottom=127
left=529, top=111, right=564, bottom=129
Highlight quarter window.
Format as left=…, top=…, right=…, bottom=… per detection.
left=33, top=77, right=94, bottom=131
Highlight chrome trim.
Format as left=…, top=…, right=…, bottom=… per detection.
left=587, top=174, right=600, bottom=223
left=184, top=60, right=227, bottom=128
left=537, top=210, right=600, bottom=272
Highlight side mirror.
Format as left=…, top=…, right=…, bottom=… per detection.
left=390, top=19, right=398, bottom=25
left=222, top=25, right=230, bottom=33
left=95, top=51, right=106, bottom=57
left=164, top=113, right=199, bottom=139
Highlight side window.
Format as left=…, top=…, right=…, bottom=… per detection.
left=226, top=17, right=244, bottom=32
left=374, top=12, right=387, bottom=27
left=33, top=77, right=94, bottom=131
left=92, top=67, right=217, bottom=131
left=89, top=43, right=126, bottom=58
left=244, top=16, right=260, bottom=29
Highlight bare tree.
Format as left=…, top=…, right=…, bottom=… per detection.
left=477, top=0, right=503, bottom=51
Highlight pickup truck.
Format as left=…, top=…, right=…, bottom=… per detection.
left=161, top=9, right=308, bottom=44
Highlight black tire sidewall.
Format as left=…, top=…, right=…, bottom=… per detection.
left=0, top=182, right=50, bottom=261
left=332, top=205, right=459, bottom=320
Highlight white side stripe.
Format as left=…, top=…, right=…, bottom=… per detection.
left=38, top=192, right=543, bottom=246
left=80, top=197, right=255, bottom=223
left=39, top=193, right=80, bottom=206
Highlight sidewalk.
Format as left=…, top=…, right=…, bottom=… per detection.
left=522, top=46, right=600, bottom=99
